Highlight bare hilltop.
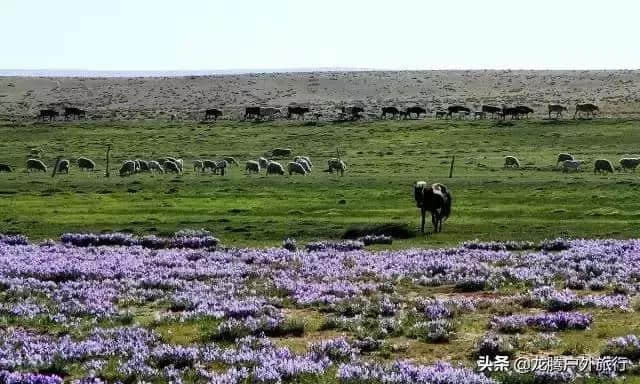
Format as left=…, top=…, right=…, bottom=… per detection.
left=2, top=70, right=640, bottom=120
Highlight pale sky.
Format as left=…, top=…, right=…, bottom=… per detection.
left=2, top=0, right=638, bottom=71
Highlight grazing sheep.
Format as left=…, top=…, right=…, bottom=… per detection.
left=594, top=159, right=614, bottom=174
left=619, top=158, right=640, bottom=172
left=557, top=153, right=574, bottom=166
left=296, top=158, right=311, bottom=173
left=294, top=156, right=313, bottom=168
left=193, top=160, right=204, bottom=172
left=29, top=148, right=43, bottom=158
left=0, top=163, right=13, bottom=173
left=119, top=160, right=136, bottom=177
left=149, top=160, right=164, bottom=173
left=76, top=157, right=96, bottom=171
left=223, top=157, right=239, bottom=167
left=214, top=160, right=228, bottom=175
left=327, top=158, right=347, bottom=176
left=26, top=159, right=47, bottom=173
left=202, top=159, right=217, bottom=173
left=175, top=159, right=184, bottom=172
left=246, top=160, right=260, bottom=174
left=56, top=159, right=70, bottom=174
left=561, top=160, right=582, bottom=173
left=266, top=161, right=285, bottom=175
left=138, top=160, right=150, bottom=172
left=288, top=161, right=307, bottom=175
left=258, top=157, right=269, bottom=170
left=504, top=156, right=520, bottom=168
left=272, top=148, right=292, bottom=157
left=164, top=161, right=181, bottom=174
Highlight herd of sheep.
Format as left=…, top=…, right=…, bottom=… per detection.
left=0, top=149, right=348, bottom=178
left=504, top=154, right=640, bottom=174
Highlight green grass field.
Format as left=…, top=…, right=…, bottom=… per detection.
left=1, top=118, right=640, bottom=247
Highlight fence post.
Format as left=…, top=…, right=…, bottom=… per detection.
left=105, top=144, right=112, bottom=177
left=51, top=157, right=61, bottom=178
left=449, top=155, right=455, bottom=178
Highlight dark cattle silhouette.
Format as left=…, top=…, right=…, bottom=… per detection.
left=405, top=106, right=427, bottom=119
left=205, top=109, right=223, bottom=120
left=64, top=107, right=86, bottom=120
left=482, top=105, right=502, bottom=118
left=245, top=107, right=261, bottom=120
left=574, top=103, right=599, bottom=119
left=260, top=107, right=281, bottom=120
left=447, top=105, right=471, bottom=118
left=341, top=106, right=364, bottom=120
left=548, top=104, right=567, bottom=119
left=414, top=182, right=452, bottom=233
left=39, top=109, right=59, bottom=121
left=501, top=106, right=520, bottom=120
left=381, top=107, right=401, bottom=119
left=287, top=106, right=310, bottom=119
left=435, top=111, right=447, bottom=119
left=515, top=106, right=534, bottom=118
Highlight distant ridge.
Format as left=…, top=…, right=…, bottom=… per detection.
left=0, top=68, right=377, bottom=77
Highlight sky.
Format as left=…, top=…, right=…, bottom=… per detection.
left=1, top=0, right=639, bottom=71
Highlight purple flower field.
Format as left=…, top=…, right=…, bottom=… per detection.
left=0, top=235, right=638, bottom=383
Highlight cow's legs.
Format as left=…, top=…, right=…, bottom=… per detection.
left=420, top=208, right=426, bottom=233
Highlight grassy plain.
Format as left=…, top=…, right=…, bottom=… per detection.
left=1, top=118, right=640, bottom=247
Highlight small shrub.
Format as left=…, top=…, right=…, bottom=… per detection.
left=409, top=320, right=456, bottom=343
left=282, top=238, right=297, bottom=252
left=602, top=335, right=640, bottom=361
left=473, top=332, right=514, bottom=358
left=455, top=277, right=486, bottom=292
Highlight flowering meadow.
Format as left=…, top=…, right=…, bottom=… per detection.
left=0, top=234, right=639, bottom=383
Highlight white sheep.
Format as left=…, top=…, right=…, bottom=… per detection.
left=296, top=158, right=311, bottom=173
left=301, top=156, right=313, bottom=168
left=594, top=159, right=614, bottom=174
left=56, top=159, right=70, bottom=174
left=138, top=160, right=150, bottom=172
left=76, top=157, right=95, bottom=171
left=619, top=158, right=640, bottom=172
left=119, top=160, right=136, bottom=177
left=214, top=160, right=228, bottom=175
left=258, top=157, right=269, bottom=170
left=294, top=156, right=313, bottom=168
left=561, top=160, right=582, bottom=173
left=149, top=160, right=164, bottom=173
left=202, top=159, right=217, bottom=173
left=164, top=161, right=181, bottom=174
left=266, top=161, right=285, bottom=175
left=557, top=153, right=574, bottom=166
left=223, top=157, right=240, bottom=167
left=246, top=160, right=260, bottom=174
left=26, top=159, right=47, bottom=173
left=288, top=161, right=307, bottom=175
left=504, top=156, right=520, bottom=168
left=193, top=160, right=204, bottom=172
left=328, top=158, right=347, bottom=176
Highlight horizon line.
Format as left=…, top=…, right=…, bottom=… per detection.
left=2, top=67, right=640, bottom=78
